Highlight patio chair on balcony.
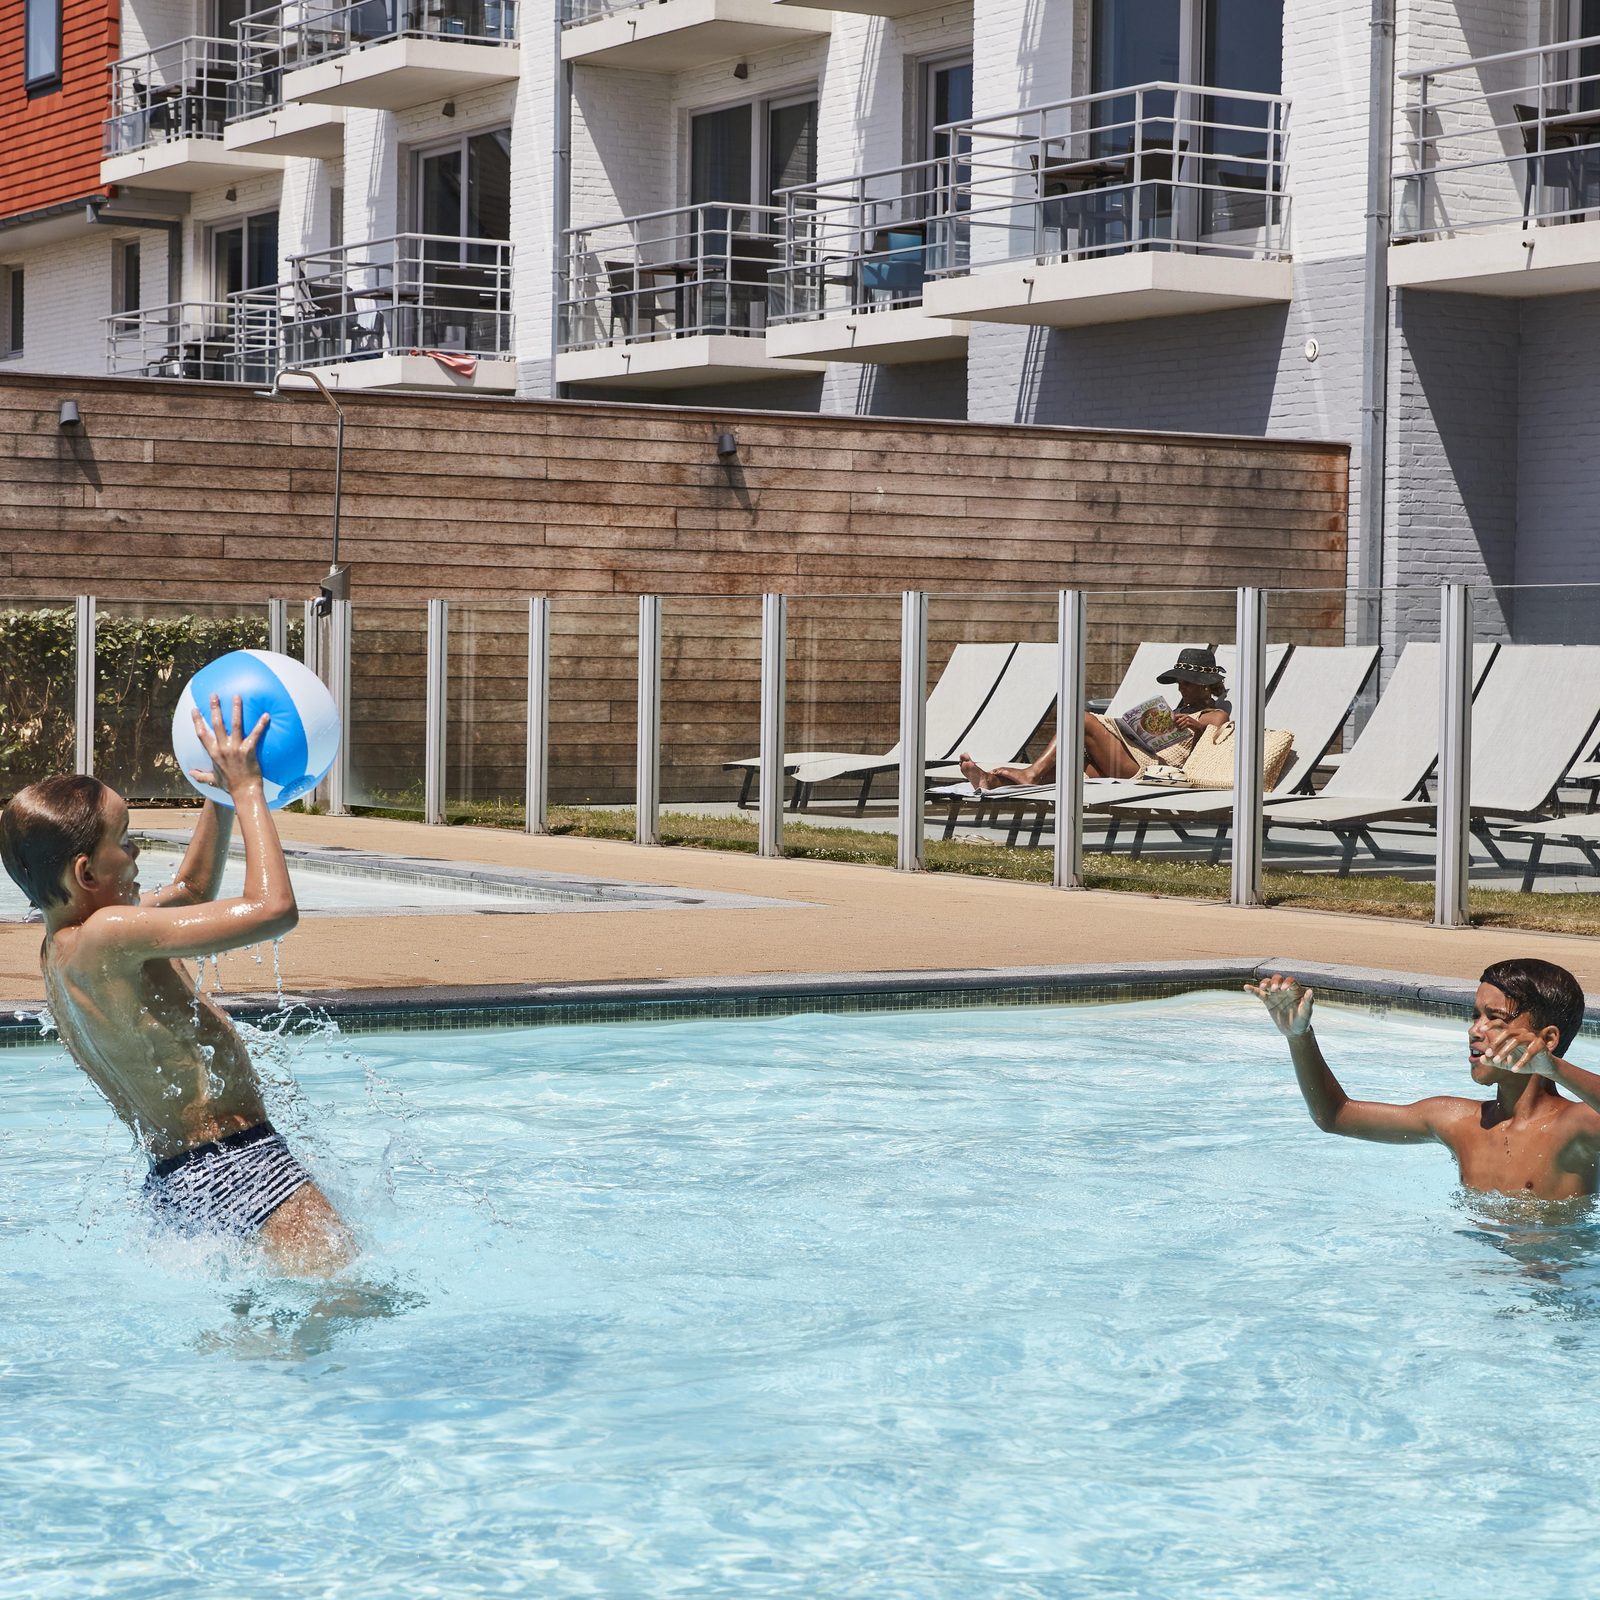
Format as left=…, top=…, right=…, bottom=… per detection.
left=1513, top=104, right=1596, bottom=226
left=1031, top=147, right=1127, bottom=258
left=860, top=227, right=926, bottom=306
left=605, top=261, right=673, bottom=343
left=727, top=234, right=778, bottom=332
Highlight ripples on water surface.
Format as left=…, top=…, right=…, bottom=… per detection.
left=4, top=993, right=1600, bottom=1598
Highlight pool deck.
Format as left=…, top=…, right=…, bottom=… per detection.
left=2, top=807, right=1596, bottom=1007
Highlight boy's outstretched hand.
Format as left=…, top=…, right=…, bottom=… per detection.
left=189, top=693, right=271, bottom=798
left=1246, top=974, right=1315, bottom=1038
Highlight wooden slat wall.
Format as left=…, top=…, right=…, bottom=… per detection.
left=0, top=374, right=1349, bottom=805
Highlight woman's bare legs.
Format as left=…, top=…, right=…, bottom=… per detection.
left=959, top=716, right=1140, bottom=791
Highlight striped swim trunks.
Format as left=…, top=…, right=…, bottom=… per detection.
left=142, top=1122, right=312, bottom=1239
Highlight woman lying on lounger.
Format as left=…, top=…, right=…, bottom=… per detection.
left=958, top=646, right=1230, bottom=792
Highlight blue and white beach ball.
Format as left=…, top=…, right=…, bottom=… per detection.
left=170, top=649, right=341, bottom=811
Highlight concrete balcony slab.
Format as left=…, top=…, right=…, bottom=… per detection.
left=921, top=251, right=1294, bottom=328
left=766, top=306, right=968, bottom=363
left=100, top=140, right=285, bottom=193
left=283, top=39, right=519, bottom=111
left=306, top=354, right=518, bottom=393
left=561, top=0, right=831, bottom=71
left=1389, top=221, right=1600, bottom=296
left=223, top=103, right=346, bottom=158
left=772, top=0, right=934, bottom=13
left=556, top=334, right=824, bottom=387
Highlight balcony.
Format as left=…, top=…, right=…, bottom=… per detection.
left=766, top=158, right=968, bottom=364
left=223, top=6, right=346, bottom=157
left=104, top=299, right=280, bottom=383
left=281, top=233, right=516, bottom=391
left=102, top=38, right=287, bottom=190
left=559, top=0, right=830, bottom=73
left=1392, top=36, right=1600, bottom=296
left=918, top=83, right=1293, bottom=329
left=279, top=0, right=519, bottom=113
left=771, top=0, right=928, bottom=14
left=558, top=203, right=825, bottom=387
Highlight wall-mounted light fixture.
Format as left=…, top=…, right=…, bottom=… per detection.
left=732, top=60, right=749, bottom=79
left=225, top=186, right=237, bottom=202
left=442, top=100, right=457, bottom=117
left=715, top=429, right=737, bottom=459
left=58, top=400, right=81, bottom=429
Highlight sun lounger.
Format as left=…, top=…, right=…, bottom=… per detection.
left=1503, top=813, right=1600, bottom=891
left=1261, top=641, right=1600, bottom=873
left=920, top=642, right=1060, bottom=786
left=723, top=640, right=1015, bottom=811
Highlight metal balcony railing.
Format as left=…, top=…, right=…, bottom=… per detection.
left=282, top=234, right=514, bottom=366
left=105, top=37, right=240, bottom=156
left=103, top=299, right=281, bottom=381
left=226, top=3, right=313, bottom=121
left=559, top=0, right=650, bottom=25
left=559, top=203, right=783, bottom=351
left=925, top=82, right=1290, bottom=277
left=275, top=0, right=517, bottom=71
left=769, top=157, right=955, bottom=325
left=1395, top=34, right=1600, bottom=241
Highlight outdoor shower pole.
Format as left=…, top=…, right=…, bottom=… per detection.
left=896, top=590, right=929, bottom=872
left=1053, top=590, right=1087, bottom=890
left=758, top=592, right=787, bottom=859
left=636, top=594, right=663, bottom=846
left=73, top=595, right=96, bottom=778
left=525, top=597, right=551, bottom=835
left=1435, top=583, right=1474, bottom=927
left=424, top=599, right=448, bottom=826
left=1230, top=587, right=1268, bottom=908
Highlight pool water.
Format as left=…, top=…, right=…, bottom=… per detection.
left=0, top=842, right=576, bottom=919
left=4, top=992, right=1600, bottom=1598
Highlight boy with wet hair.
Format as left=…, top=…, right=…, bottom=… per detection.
left=0, top=694, right=353, bottom=1275
left=1248, top=957, right=1600, bottom=1200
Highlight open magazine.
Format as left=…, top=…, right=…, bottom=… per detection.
left=1114, top=695, right=1186, bottom=757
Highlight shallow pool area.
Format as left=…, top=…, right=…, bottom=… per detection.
left=4, top=991, right=1600, bottom=1597
left=0, top=833, right=785, bottom=921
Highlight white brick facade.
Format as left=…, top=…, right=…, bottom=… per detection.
left=3, top=0, right=1599, bottom=589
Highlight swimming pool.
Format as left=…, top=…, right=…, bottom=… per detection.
left=3, top=991, right=1597, bottom=1597
left=0, top=834, right=781, bottom=921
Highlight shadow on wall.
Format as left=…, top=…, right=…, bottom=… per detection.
left=1019, top=304, right=1291, bottom=435
left=1400, top=288, right=1519, bottom=593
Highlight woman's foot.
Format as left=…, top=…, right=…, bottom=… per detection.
left=959, top=754, right=1030, bottom=792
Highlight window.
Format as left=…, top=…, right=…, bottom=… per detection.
left=688, top=94, right=818, bottom=207
left=25, top=0, right=62, bottom=89
left=210, top=210, right=280, bottom=298
left=922, top=57, right=973, bottom=163
left=415, top=130, right=512, bottom=245
left=114, top=241, right=142, bottom=315
left=2, top=269, right=23, bottom=357
left=330, top=186, right=344, bottom=249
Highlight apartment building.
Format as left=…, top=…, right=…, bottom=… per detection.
left=0, top=0, right=1596, bottom=595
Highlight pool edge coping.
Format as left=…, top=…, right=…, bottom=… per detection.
left=0, top=958, right=1565, bottom=1046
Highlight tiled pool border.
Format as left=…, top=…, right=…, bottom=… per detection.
left=4, top=959, right=1592, bottom=1049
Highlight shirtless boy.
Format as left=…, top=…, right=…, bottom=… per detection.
left=0, top=693, right=354, bottom=1275
left=1249, top=959, right=1600, bottom=1200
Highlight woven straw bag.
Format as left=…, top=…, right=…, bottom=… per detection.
left=1181, top=722, right=1295, bottom=791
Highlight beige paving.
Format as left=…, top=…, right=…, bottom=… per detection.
left=1, top=807, right=1596, bottom=1003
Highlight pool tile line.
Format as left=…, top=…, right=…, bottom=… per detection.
left=0, top=959, right=1577, bottom=1049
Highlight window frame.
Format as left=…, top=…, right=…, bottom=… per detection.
left=113, top=240, right=142, bottom=316
left=206, top=206, right=281, bottom=299
left=24, top=0, right=63, bottom=93
left=408, top=127, right=514, bottom=239
left=1, top=268, right=24, bottom=358
left=916, top=53, right=974, bottom=164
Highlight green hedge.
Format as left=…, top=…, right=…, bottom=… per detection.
left=0, top=608, right=303, bottom=800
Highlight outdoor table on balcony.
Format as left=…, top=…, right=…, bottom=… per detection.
left=1541, top=107, right=1600, bottom=218
left=1033, top=149, right=1131, bottom=254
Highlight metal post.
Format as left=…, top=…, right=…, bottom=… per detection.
left=424, top=598, right=448, bottom=827
left=1435, top=583, right=1473, bottom=927
left=73, top=595, right=96, bottom=777
left=267, top=597, right=287, bottom=657
left=325, top=597, right=351, bottom=814
left=525, top=597, right=551, bottom=835
left=758, top=592, right=787, bottom=859
left=302, top=599, right=321, bottom=673
left=1053, top=590, right=1087, bottom=890
left=1230, top=587, right=1268, bottom=907
left=896, top=590, right=928, bottom=872
left=636, top=594, right=662, bottom=846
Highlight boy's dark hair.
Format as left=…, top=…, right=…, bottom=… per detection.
left=0, top=776, right=110, bottom=910
left=1480, top=957, right=1587, bottom=1055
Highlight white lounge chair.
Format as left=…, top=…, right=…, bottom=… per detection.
left=723, top=640, right=1016, bottom=811
left=920, top=643, right=1061, bottom=787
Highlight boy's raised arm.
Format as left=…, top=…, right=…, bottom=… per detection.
left=1246, top=975, right=1458, bottom=1145
left=141, top=794, right=234, bottom=908
left=1484, top=1026, right=1600, bottom=1147
left=87, top=695, right=297, bottom=964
